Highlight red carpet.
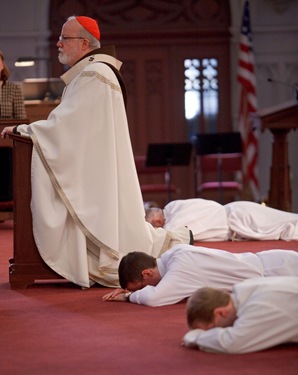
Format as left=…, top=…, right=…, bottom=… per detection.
left=1, top=220, right=297, bottom=375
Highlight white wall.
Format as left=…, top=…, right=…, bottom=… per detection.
left=1, top=0, right=298, bottom=211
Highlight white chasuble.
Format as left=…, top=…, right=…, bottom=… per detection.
left=17, top=55, right=190, bottom=287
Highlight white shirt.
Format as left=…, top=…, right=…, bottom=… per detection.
left=225, top=201, right=298, bottom=240
left=129, top=244, right=298, bottom=306
left=183, top=277, right=298, bottom=353
left=163, top=199, right=298, bottom=241
left=163, top=199, right=230, bottom=241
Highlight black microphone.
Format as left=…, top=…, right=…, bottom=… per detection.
left=267, top=78, right=298, bottom=102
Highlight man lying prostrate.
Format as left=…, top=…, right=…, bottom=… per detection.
left=182, top=276, right=298, bottom=354
left=145, top=198, right=298, bottom=241
left=146, top=199, right=229, bottom=241
left=102, top=244, right=298, bottom=306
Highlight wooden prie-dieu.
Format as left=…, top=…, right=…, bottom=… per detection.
left=8, top=133, right=63, bottom=289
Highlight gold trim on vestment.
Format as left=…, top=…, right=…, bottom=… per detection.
left=81, top=71, right=122, bottom=93
left=30, top=130, right=120, bottom=262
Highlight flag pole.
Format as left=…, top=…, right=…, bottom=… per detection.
left=237, top=0, right=260, bottom=202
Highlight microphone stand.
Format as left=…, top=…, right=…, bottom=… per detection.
left=267, top=78, right=298, bottom=102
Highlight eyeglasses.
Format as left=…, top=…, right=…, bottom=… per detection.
left=58, top=36, right=85, bottom=42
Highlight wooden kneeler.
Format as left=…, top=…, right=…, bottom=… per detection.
left=8, top=134, right=63, bottom=289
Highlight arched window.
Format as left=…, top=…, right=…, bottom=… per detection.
left=185, top=58, right=219, bottom=139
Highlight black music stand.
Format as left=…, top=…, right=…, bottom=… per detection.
left=146, top=143, right=192, bottom=202
left=194, top=132, right=242, bottom=203
left=194, top=132, right=242, bottom=155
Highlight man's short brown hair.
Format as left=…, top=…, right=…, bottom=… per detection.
left=186, top=287, right=230, bottom=329
left=118, top=251, right=157, bottom=289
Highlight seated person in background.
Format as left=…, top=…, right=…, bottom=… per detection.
left=0, top=50, right=26, bottom=119
left=102, top=244, right=298, bottom=306
left=182, top=276, right=298, bottom=354
left=0, top=50, right=27, bottom=209
left=145, top=198, right=298, bottom=241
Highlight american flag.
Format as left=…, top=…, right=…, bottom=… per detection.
left=237, top=0, right=259, bottom=201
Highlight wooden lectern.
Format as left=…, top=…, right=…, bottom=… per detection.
left=258, top=100, right=298, bottom=212
left=0, top=119, right=29, bottom=221
left=8, top=133, right=63, bottom=288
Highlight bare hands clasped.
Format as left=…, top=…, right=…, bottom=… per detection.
left=1, top=126, right=15, bottom=139
left=102, top=288, right=128, bottom=302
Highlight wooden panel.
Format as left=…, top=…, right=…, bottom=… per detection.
left=8, top=134, right=63, bottom=289
left=0, top=119, right=30, bottom=207
left=25, top=100, right=59, bottom=123
left=119, top=47, right=171, bottom=153
left=0, top=119, right=29, bottom=147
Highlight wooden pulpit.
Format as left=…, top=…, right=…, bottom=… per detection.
left=258, top=100, right=298, bottom=212
left=0, top=119, right=29, bottom=221
left=8, top=133, right=63, bottom=288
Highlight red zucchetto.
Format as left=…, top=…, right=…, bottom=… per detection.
left=76, top=16, right=100, bottom=41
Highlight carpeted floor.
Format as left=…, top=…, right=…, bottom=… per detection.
left=1, top=220, right=298, bottom=375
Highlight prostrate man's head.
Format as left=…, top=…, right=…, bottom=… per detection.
left=118, top=252, right=162, bottom=292
left=57, top=15, right=101, bottom=67
left=145, top=207, right=165, bottom=228
left=186, top=287, right=237, bottom=330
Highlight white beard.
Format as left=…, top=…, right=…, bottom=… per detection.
left=58, top=48, right=77, bottom=66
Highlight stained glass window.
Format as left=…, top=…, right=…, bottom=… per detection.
left=184, top=58, right=218, bottom=140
